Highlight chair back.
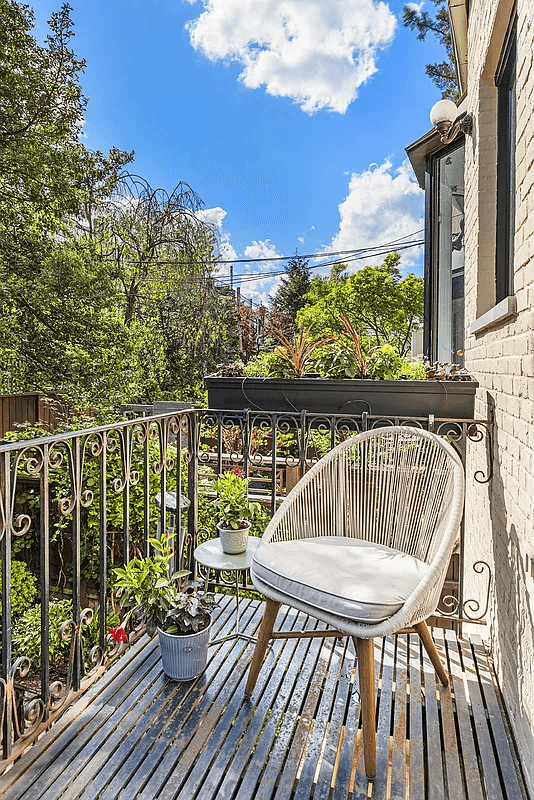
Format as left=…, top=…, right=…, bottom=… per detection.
left=265, top=426, right=464, bottom=566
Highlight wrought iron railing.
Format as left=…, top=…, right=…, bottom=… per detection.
left=0, top=409, right=492, bottom=765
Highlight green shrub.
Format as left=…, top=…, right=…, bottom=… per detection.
left=11, top=600, right=119, bottom=673
left=399, top=358, right=428, bottom=380
left=367, top=344, right=403, bottom=380
left=0, top=559, right=38, bottom=617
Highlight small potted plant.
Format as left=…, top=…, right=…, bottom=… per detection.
left=111, top=535, right=218, bottom=681
left=212, top=469, right=260, bottom=554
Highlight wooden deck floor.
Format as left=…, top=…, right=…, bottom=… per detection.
left=0, top=596, right=527, bottom=800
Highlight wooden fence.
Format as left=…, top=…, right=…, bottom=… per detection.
left=0, top=393, right=66, bottom=438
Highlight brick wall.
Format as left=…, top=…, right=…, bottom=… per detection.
left=463, top=0, right=534, bottom=791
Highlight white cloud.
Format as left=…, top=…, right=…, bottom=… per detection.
left=405, top=2, right=424, bottom=11
left=239, top=239, right=282, bottom=305
left=195, top=206, right=227, bottom=228
left=244, top=239, right=280, bottom=261
left=185, top=0, right=397, bottom=114
left=329, top=158, right=424, bottom=270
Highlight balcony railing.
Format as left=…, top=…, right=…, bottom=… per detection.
left=0, top=408, right=492, bottom=766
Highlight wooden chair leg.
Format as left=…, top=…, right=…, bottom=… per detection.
left=415, top=620, right=449, bottom=686
left=245, top=599, right=280, bottom=698
left=354, top=637, right=376, bottom=780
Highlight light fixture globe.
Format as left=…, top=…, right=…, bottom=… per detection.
left=429, top=98, right=472, bottom=144
left=430, top=98, right=458, bottom=126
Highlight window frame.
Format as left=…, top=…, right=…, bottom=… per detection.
left=424, top=138, right=466, bottom=363
left=495, top=16, right=517, bottom=303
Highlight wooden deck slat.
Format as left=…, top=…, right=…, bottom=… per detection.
left=0, top=636, right=158, bottom=793
left=372, top=635, right=395, bottom=798
left=458, top=635, right=506, bottom=799
left=31, top=655, right=167, bottom=800
left=390, top=634, right=408, bottom=800
left=249, top=622, right=332, bottom=800
left=433, top=628, right=465, bottom=800
left=292, top=638, right=346, bottom=799
left=408, top=634, right=425, bottom=800
left=443, top=630, right=484, bottom=800
left=126, top=600, right=264, bottom=800
left=169, top=607, right=303, bottom=800
left=5, top=643, right=164, bottom=800
left=421, top=628, right=445, bottom=800
left=312, top=638, right=354, bottom=800
left=470, top=635, right=526, bottom=800
left=203, top=607, right=311, bottom=800
left=245, top=618, right=327, bottom=800
left=104, top=597, right=257, bottom=799
left=0, top=608, right=527, bottom=800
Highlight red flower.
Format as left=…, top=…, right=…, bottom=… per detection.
left=109, top=626, right=128, bottom=643
left=232, top=468, right=244, bottom=476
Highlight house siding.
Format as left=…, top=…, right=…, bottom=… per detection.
left=464, top=0, right=534, bottom=792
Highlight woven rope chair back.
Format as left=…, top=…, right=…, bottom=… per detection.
left=268, top=426, right=461, bottom=565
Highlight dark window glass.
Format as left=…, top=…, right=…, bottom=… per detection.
left=427, top=142, right=465, bottom=365
left=495, top=18, right=517, bottom=302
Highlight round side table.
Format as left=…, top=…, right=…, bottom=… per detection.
left=194, top=536, right=261, bottom=645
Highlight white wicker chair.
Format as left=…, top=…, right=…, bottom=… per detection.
left=245, top=426, right=465, bottom=779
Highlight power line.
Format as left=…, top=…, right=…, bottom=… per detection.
left=215, top=239, right=424, bottom=286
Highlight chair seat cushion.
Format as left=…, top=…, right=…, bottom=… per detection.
left=251, top=537, right=429, bottom=624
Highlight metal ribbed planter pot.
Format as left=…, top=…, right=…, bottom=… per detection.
left=217, top=520, right=250, bottom=554
left=157, top=620, right=211, bottom=681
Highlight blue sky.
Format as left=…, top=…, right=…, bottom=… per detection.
left=34, top=0, right=444, bottom=303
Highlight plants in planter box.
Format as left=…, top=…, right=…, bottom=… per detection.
left=212, top=470, right=261, bottom=554
left=112, top=536, right=218, bottom=681
left=206, top=317, right=478, bottom=420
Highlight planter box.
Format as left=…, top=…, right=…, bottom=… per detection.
left=205, top=376, right=479, bottom=420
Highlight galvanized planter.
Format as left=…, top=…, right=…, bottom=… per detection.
left=157, top=620, right=212, bottom=681
left=216, top=520, right=250, bottom=554
left=205, top=376, right=479, bottom=420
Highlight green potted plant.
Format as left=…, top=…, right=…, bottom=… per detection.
left=112, top=535, right=218, bottom=681
left=212, top=469, right=260, bottom=554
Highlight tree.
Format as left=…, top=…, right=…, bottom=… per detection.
left=0, top=2, right=137, bottom=407
left=297, top=253, right=424, bottom=357
left=402, top=0, right=459, bottom=99
left=0, top=2, right=235, bottom=408
left=270, top=253, right=311, bottom=334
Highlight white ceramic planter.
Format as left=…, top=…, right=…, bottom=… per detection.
left=216, top=520, right=251, bottom=554
left=157, top=620, right=211, bottom=681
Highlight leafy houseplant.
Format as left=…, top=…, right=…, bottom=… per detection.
left=212, top=469, right=260, bottom=554
left=112, top=536, right=218, bottom=680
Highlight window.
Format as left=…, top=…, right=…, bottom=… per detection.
left=495, top=17, right=517, bottom=302
left=425, top=142, right=466, bottom=365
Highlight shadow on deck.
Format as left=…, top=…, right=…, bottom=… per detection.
left=0, top=596, right=527, bottom=800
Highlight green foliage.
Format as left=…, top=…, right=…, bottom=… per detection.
left=112, top=535, right=216, bottom=635
left=11, top=600, right=117, bottom=673
left=367, top=344, right=404, bottom=380
left=399, top=358, right=428, bottom=381
left=113, top=535, right=189, bottom=636
left=402, top=0, right=459, bottom=99
left=242, top=352, right=276, bottom=377
left=241, top=350, right=295, bottom=379
left=212, top=471, right=260, bottom=530
left=365, top=346, right=428, bottom=382
left=165, top=585, right=218, bottom=634
left=0, top=2, right=236, bottom=409
left=0, top=559, right=37, bottom=617
left=270, top=254, right=312, bottom=333
left=3, top=421, right=172, bottom=583
left=297, top=254, right=424, bottom=358
left=269, top=324, right=333, bottom=378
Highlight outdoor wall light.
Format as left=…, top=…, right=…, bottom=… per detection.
left=430, top=98, right=473, bottom=144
